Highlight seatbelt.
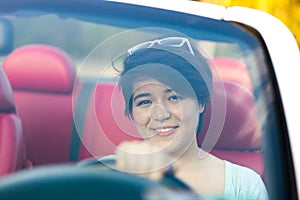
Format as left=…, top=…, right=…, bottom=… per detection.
left=69, top=81, right=95, bottom=162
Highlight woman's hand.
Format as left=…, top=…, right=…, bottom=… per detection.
left=115, top=140, right=171, bottom=181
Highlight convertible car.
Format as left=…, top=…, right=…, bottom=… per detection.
left=0, top=0, right=299, bottom=199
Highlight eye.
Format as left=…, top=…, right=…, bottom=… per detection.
left=136, top=99, right=152, bottom=107
left=168, top=95, right=183, bottom=102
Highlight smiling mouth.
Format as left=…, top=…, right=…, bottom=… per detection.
left=151, top=126, right=179, bottom=136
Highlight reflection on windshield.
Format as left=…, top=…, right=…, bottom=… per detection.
left=0, top=5, right=281, bottom=199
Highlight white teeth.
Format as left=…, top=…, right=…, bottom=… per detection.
left=155, top=128, right=173, bottom=133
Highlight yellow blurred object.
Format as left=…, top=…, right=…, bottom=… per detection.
left=197, top=0, right=300, bottom=49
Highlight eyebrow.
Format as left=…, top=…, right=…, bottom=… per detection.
left=133, top=89, right=173, bottom=102
left=133, top=93, right=150, bottom=102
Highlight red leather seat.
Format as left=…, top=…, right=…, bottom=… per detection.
left=212, top=57, right=253, bottom=91
left=198, top=80, right=264, bottom=177
left=3, top=44, right=77, bottom=165
left=0, top=67, right=26, bottom=177
left=79, top=83, right=141, bottom=160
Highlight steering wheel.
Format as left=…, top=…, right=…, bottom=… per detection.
left=0, top=164, right=169, bottom=200
left=0, top=158, right=198, bottom=200
left=77, top=156, right=196, bottom=193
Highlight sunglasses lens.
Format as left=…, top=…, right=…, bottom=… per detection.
left=160, top=38, right=183, bottom=46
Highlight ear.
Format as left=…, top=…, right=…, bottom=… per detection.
left=198, top=103, right=205, bottom=114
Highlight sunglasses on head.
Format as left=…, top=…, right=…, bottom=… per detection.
left=127, top=37, right=195, bottom=56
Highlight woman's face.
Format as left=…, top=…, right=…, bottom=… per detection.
left=131, top=78, right=204, bottom=155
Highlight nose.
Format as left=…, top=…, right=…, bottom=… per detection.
left=150, top=104, right=171, bottom=122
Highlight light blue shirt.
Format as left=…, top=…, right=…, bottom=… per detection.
left=223, top=161, right=269, bottom=200
left=98, top=155, right=269, bottom=199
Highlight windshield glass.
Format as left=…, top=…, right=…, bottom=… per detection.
left=0, top=2, right=290, bottom=199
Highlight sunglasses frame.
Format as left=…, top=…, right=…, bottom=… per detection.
left=127, top=37, right=195, bottom=56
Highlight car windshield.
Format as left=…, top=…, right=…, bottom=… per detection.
left=0, top=1, right=295, bottom=199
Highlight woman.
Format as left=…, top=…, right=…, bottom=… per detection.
left=114, top=37, right=269, bottom=199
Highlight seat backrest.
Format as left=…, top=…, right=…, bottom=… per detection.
left=79, top=83, right=141, bottom=160
left=212, top=57, right=253, bottom=91
left=0, top=67, right=25, bottom=177
left=3, top=44, right=77, bottom=165
left=197, top=80, right=263, bottom=177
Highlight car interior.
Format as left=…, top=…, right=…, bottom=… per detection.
left=2, top=43, right=264, bottom=173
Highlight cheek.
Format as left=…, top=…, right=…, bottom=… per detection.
left=169, top=104, right=182, bottom=120
left=170, top=101, right=197, bottom=121
left=131, top=108, right=150, bottom=126
left=180, top=102, right=199, bottom=122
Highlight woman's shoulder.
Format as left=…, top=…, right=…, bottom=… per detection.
left=224, top=160, right=269, bottom=200
left=224, top=160, right=264, bottom=187
left=225, top=160, right=260, bottom=177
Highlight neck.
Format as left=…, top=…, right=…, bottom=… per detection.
left=170, top=140, right=204, bottom=168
